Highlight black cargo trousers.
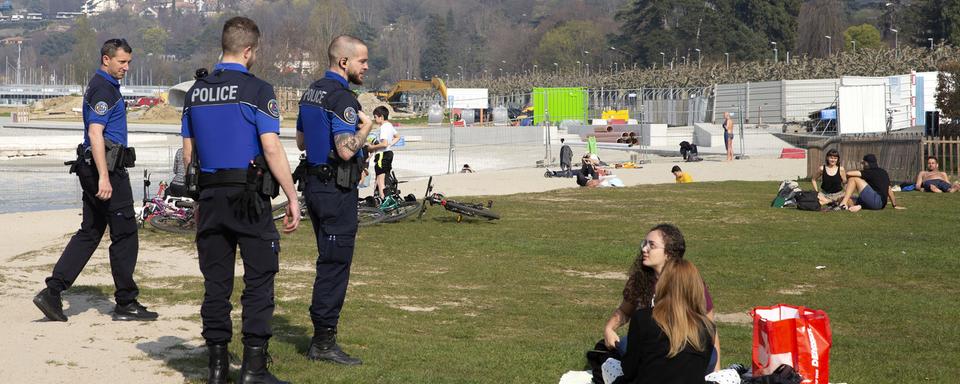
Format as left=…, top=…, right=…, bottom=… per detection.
left=195, top=186, right=281, bottom=347
left=46, top=162, right=139, bottom=304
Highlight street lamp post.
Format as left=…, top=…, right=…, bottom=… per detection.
left=576, top=60, right=581, bottom=75
left=724, top=52, right=729, bottom=68
left=659, top=52, right=665, bottom=69
left=694, top=48, right=701, bottom=69
left=771, top=41, right=778, bottom=63
left=825, top=35, right=832, bottom=56
left=585, top=63, right=589, bottom=75
left=890, top=28, right=899, bottom=57
left=553, top=62, right=558, bottom=73
left=532, top=64, right=537, bottom=74
left=852, top=40, right=857, bottom=54
left=928, top=37, right=934, bottom=50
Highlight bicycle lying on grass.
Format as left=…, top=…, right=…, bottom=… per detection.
left=136, top=170, right=197, bottom=234
left=417, top=176, right=500, bottom=223
left=357, top=171, right=420, bottom=226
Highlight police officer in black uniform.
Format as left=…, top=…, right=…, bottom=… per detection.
left=33, top=39, right=158, bottom=323
left=182, top=17, right=300, bottom=384
left=296, top=35, right=371, bottom=366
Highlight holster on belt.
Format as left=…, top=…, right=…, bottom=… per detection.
left=328, top=150, right=362, bottom=190
left=64, top=144, right=85, bottom=174
left=103, top=139, right=136, bottom=172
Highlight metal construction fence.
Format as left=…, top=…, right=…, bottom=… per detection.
left=386, top=124, right=554, bottom=178
left=806, top=133, right=960, bottom=183
left=487, top=87, right=712, bottom=125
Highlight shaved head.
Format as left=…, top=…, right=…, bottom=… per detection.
left=222, top=16, right=260, bottom=55
left=328, top=35, right=369, bottom=85
left=328, top=35, right=366, bottom=67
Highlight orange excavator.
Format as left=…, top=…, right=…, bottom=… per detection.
left=374, top=77, right=447, bottom=111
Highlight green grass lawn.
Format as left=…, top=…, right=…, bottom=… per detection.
left=137, top=181, right=960, bottom=383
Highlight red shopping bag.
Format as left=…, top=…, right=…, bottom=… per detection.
left=751, top=304, right=832, bottom=384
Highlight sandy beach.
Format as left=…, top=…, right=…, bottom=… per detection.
left=0, top=157, right=804, bottom=382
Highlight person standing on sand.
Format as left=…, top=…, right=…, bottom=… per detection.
left=723, top=112, right=734, bottom=161
left=34, top=39, right=158, bottom=323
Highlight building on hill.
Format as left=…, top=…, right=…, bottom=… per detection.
left=81, top=0, right=118, bottom=16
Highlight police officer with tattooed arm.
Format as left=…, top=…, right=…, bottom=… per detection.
left=181, top=17, right=300, bottom=384
left=34, top=39, right=159, bottom=323
left=295, top=35, right=371, bottom=366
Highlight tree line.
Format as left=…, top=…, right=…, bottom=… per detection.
left=0, top=0, right=956, bottom=90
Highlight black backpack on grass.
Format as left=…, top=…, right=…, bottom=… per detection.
left=795, top=191, right=821, bottom=211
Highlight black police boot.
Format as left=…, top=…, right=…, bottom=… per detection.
left=239, top=342, right=288, bottom=384
left=112, top=300, right=159, bottom=321
left=207, top=343, right=229, bottom=384
left=306, top=328, right=362, bottom=366
left=33, top=288, right=67, bottom=322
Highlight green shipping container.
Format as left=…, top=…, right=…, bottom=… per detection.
left=532, top=87, right=587, bottom=125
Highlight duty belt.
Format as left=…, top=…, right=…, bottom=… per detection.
left=198, top=169, right=247, bottom=188
left=307, top=164, right=335, bottom=181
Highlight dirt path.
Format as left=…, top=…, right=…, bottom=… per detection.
left=0, top=212, right=209, bottom=382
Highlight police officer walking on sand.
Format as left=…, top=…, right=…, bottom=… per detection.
left=33, top=39, right=158, bottom=323
left=296, top=35, right=371, bottom=366
left=182, top=17, right=300, bottom=384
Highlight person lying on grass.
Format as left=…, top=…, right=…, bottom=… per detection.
left=839, top=154, right=904, bottom=212
left=602, top=223, right=720, bottom=373
left=915, top=156, right=960, bottom=193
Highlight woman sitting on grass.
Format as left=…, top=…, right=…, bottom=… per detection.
left=602, top=224, right=720, bottom=372
left=611, top=259, right=717, bottom=384
left=812, top=149, right=846, bottom=206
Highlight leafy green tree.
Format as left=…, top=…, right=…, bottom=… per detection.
left=420, top=13, right=448, bottom=79
left=909, top=0, right=960, bottom=46
left=141, top=26, right=169, bottom=56
left=614, top=0, right=793, bottom=66
left=844, top=24, right=882, bottom=50
left=69, top=16, right=99, bottom=78
left=38, top=32, right=77, bottom=58
left=534, top=20, right=605, bottom=70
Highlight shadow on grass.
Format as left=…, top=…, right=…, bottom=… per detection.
left=422, top=216, right=500, bottom=224
left=136, top=335, right=206, bottom=382
left=272, top=313, right=313, bottom=355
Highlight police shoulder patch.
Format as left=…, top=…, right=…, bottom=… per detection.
left=267, top=99, right=280, bottom=118
left=343, top=107, right=358, bottom=125
left=93, top=101, right=110, bottom=116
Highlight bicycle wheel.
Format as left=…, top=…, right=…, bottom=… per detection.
left=272, top=196, right=310, bottom=222
left=271, top=201, right=289, bottom=221
left=444, top=200, right=500, bottom=220
left=149, top=215, right=196, bottom=234
left=358, top=207, right=386, bottom=226
left=380, top=200, right=421, bottom=223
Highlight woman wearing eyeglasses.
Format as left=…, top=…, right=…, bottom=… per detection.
left=601, top=224, right=720, bottom=373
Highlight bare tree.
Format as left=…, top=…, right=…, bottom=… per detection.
left=797, top=0, right=844, bottom=58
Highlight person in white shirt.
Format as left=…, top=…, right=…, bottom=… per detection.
left=369, top=106, right=400, bottom=198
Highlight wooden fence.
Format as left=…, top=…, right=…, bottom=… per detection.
left=807, top=134, right=960, bottom=182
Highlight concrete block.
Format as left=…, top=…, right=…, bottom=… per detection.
left=641, top=123, right=667, bottom=146
left=694, top=123, right=724, bottom=147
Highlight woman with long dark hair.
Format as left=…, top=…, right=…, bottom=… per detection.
left=812, top=148, right=846, bottom=205
left=611, top=259, right=717, bottom=384
left=602, top=224, right=720, bottom=372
